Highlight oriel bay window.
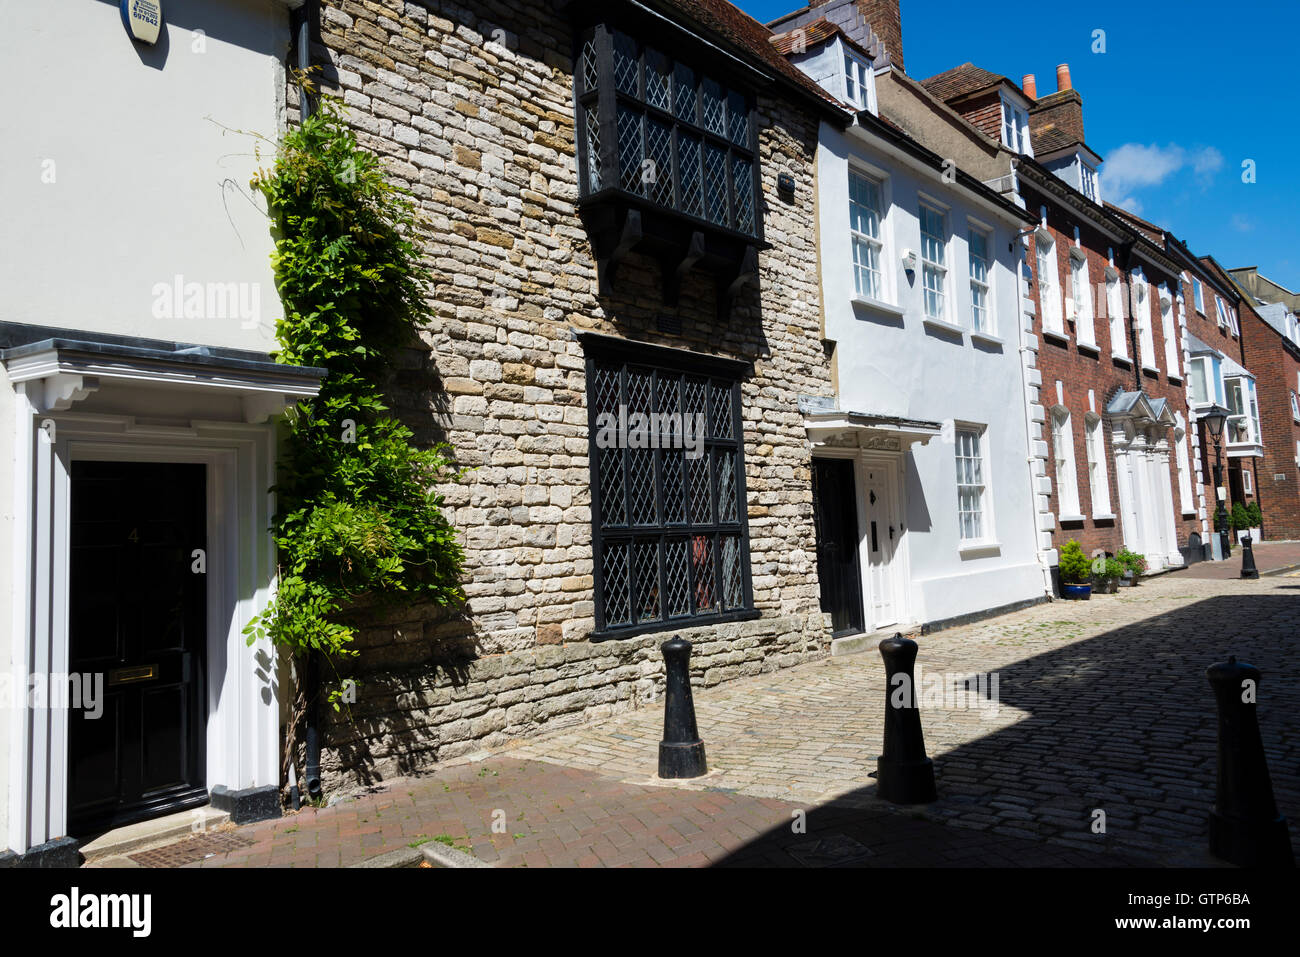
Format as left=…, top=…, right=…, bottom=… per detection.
left=582, top=334, right=757, bottom=639
left=574, top=22, right=763, bottom=317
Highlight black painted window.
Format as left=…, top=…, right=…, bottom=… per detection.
left=576, top=25, right=759, bottom=237
left=586, top=346, right=755, bottom=638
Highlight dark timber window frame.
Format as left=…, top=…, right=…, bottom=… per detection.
left=570, top=17, right=765, bottom=319
left=581, top=332, right=758, bottom=641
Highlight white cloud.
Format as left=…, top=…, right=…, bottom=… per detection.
left=1100, top=143, right=1224, bottom=199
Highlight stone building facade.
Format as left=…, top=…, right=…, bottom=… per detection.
left=302, top=0, right=847, bottom=790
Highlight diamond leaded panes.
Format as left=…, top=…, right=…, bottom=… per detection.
left=703, top=143, right=728, bottom=225
left=588, top=349, right=753, bottom=636
left=617, top=105, right=643, bottom=192
left=574, top=25, right=758, bottom=238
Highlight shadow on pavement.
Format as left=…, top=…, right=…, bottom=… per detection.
left=713, top=594, right=1300, bottom=867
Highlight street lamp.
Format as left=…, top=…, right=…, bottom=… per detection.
left=1200, top=404, right=1232, bottom=559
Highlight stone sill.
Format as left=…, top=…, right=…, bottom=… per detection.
left=958, top=541, right=1001, bottom=556
left=922, top=316, right=966, bottom=338
left=851, top=294, right=905, bottom=318
left=970, top=330, right=1004, bottom=346
left=589, top=608, right=762, bottom=642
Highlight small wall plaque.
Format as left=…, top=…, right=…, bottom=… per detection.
left=121, top=0, right=163, bottom=45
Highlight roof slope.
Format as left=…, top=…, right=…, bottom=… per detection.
left=650, top=0, right=845, bottom=111
left=920, top=62, right=1006, bottom=102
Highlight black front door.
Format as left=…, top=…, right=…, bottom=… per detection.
left=812, top=458, right=864, bottom=637
left=68, top=461, right=208, bottom=835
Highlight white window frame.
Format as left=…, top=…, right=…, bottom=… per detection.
left=1132, top=269, right=1155, bottom=369
left=843, top=48, right=876, bottom=113
left=968, top=223, right=993, bottom=335
left=1037, top=233, right=1064, bottom=336
left=1080, top=163, right=1099, bottom=202
left=1215, top=295, right=1229, bottom=328
left=1160, top=286, right=1179, bottom=376
left=999, top=94, right=1033, bottom=156
left=1243, top=468, right=1254, bottom=495
left=1106, top=269, right=1127, bottom=358
left=1193, top=278, right=1205, bottom=313
left=1069, top=249, right=1095, bottom=347
left=1084, top=413, right=1112, bottom=517
left=1052, top=406, right=1082, bottom=520
left=1224, top=375, right=1259, bottom=446
left=955, top=424, right=992, bottom=545
left=1175, top=426, right=1195, bottom=515
left=1292, top=390, right=1300, bottom=423
left=919, top=202, right=949, bottom=323
left=849, top=168, right=887, bottom=303
left=1189, top=356, right=1210, bottom=405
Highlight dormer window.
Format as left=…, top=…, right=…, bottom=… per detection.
left=1000, top=94, right=1032, bottom=156
left=1079, top=163, right=1099, bottom=203
left=843, top=48, right=875, bottom=113
left=576, top=25, right=759, bottom=237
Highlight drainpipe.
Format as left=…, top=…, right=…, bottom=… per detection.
left=289, top=0, right=323, bottom=804
left=303, top=650, right=323, bottom=802
left=291, top=0, right=319, bottom=120
left=1008, top=159, right=1054, bottom=595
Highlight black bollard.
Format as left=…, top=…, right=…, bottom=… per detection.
left=1206, top=656, right=1294, bottom=867
left=875, top=634, right=937, bottom=804
left=658, top=637, right=707, bottom=778
left=1240, top=535, right=1260, bottom=580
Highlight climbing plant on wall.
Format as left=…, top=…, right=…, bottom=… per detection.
left=245, top=90, right=464, bottom=705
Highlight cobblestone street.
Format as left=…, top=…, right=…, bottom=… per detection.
left=129, top=572, right=1297, bottom=868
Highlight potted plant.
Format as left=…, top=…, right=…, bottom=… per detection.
left=1231, top=502, right=1251, bottom=543
left=1239, top=501, right=1263, bottom=543
left=1058, top=540, right=1092, bottom=600
left=1116, top=548, right=1146, bottom=585
left=1091, top=555, right=1123, bottom=594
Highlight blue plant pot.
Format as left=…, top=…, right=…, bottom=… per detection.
left=1062, top=583, right=1092, bottom=601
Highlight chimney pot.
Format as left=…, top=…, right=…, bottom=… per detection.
left=1022, top=74, right=1037, bottom=100
left=1056, top=63, right=1072, bottom=93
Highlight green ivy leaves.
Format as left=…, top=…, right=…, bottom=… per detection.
left=243, top=94, right=465, bottom=676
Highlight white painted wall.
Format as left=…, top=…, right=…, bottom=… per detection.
left=0, top=0, right=291, bottom=351
left=0, top=371, right=12, bottom=846
left=818, top=120, right=1045, bottom=625
left=1, top=0, right=293, bottom=856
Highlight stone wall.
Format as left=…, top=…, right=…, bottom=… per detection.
left=305, top=0, right=835, bottom=791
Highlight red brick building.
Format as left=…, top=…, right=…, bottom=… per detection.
left=923, top=62, right=1200, bottom=572
left=1229, top=267, right=1300, bottom=540
left=1104, top=216, right=1263, bottom=557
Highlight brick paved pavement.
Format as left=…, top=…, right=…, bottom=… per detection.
left=1169, top=540, right=1300, bottom=579
left=116, top=574, right=1297, bottom=867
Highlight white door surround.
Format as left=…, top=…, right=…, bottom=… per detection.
left=804, top=405, right=940, bottom=638
left=1109, top=419, right=1184, bottom=571
left=3, top=339, right=320, bottom=854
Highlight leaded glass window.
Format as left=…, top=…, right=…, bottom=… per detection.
left=574, top=24, right=760, bottom=238
left=586, top=346, right=754, bottom=637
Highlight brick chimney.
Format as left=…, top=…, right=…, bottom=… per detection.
left=1021, top=73, right=1037, bottom=100
left=1028, top=61, right=1085, bottom=147
left=852, top=0, right=904, bottom=73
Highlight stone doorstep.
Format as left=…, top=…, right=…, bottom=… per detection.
left=830, top=624, right=922, bottom=658
left=78, top=805, right=231, bottom=866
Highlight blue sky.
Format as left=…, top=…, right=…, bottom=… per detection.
left=740, top=0, right=1300, bottom=290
